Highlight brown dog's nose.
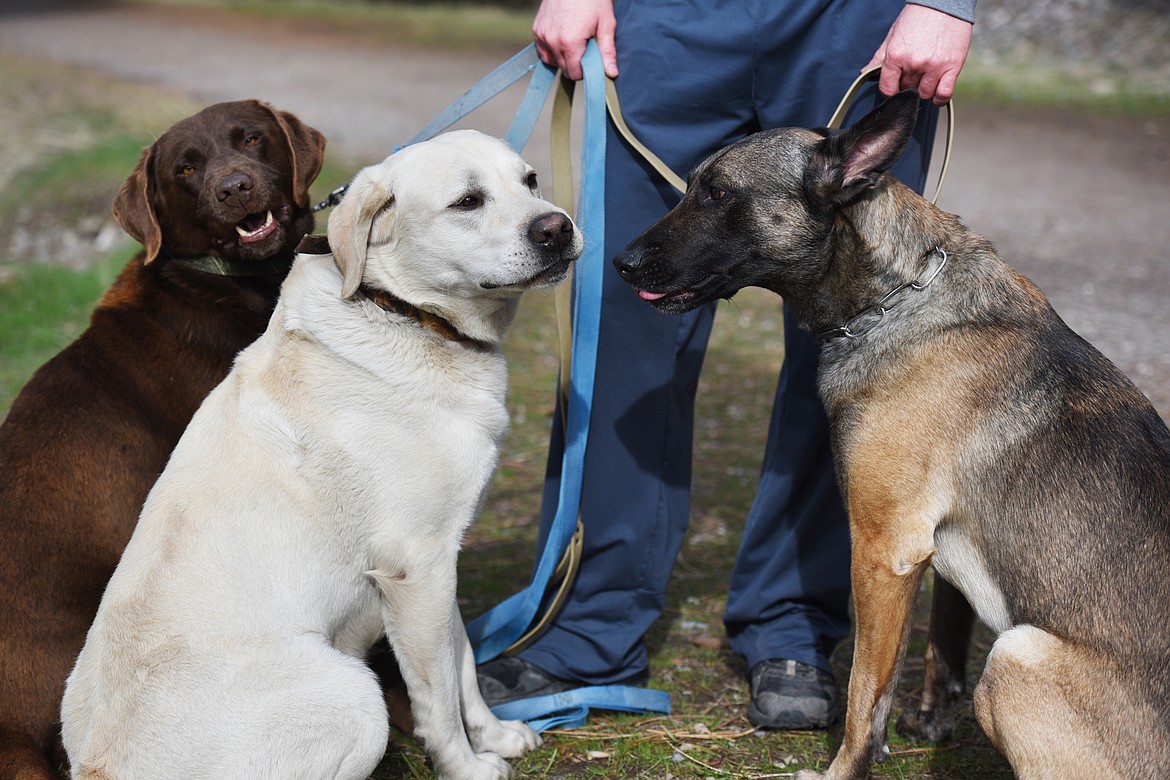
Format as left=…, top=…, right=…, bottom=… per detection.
left=216, top=171, right=255, bottom=204
left=528, top=212, right=574, bottom=250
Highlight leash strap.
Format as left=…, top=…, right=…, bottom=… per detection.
left=826, top=65, right=954, bottom=205
left=490, top=685, right=672, bottom=733
left=465, top=42, right=606, bottom=664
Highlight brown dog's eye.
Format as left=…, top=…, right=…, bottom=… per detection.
left=244, top=133, right=262, bottom=147
left=179, top=164, right=196, bottom=177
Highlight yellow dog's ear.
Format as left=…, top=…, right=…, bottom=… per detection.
left=328, top=169, right=396, bottom=299
left=113, top=144, right=164, bottom=264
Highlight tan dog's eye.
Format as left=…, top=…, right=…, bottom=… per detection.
left=452, top=194, right=483, bottom=210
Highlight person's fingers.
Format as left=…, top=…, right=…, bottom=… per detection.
left=917, top=69, right=942, bottom=102
left=932, top=69, right=959, bottom=105
left=565, top=42, right=589, bottom=80
left=878, top=63, right=904, bottom=97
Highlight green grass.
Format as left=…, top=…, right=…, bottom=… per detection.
left=0, top=257, right=124, bottom=413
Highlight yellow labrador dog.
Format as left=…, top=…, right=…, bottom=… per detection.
left=61, top=129, right=582, bottom=780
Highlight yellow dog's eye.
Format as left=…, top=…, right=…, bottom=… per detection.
left=452, top=194, right=483, bottom=210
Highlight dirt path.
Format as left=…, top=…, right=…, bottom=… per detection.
left=1, top=3, right=1167, bottom=414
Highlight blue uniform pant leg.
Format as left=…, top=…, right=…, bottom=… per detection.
left=723, top=0, right=938, bottom=673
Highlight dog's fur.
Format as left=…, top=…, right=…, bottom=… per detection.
left=0, top=100, right=324, bottom=780
left=614, top=92, right=1170, bottom=779
left=61, top=129, right=582, bottom=780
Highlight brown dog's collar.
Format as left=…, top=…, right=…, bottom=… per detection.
left=358, top=285, right=491, bottom=351
left=167, top=252, right=291, bottom=277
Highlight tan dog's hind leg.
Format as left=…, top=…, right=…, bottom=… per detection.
left=975, top=625, right=1165, bottom=780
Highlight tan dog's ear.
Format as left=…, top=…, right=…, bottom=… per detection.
left=806, top=89, right=919, bottom=206
left=113, top=144, right=164, bottom=264
left=328, top=171, right=395, bottom=299
left=255, top=100, right=327, bottom=208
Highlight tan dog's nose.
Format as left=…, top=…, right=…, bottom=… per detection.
left=528, top=212, right=575, bottom=251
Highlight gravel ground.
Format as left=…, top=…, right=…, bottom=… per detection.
left=0, top=2, right=1167, bottom=416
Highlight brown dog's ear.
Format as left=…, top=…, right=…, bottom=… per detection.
left=256, top=100, right=327, bottom=208
left=113, top=144, right=164, bottom=264
left=328, top=170, right=395, bottom=299
left=806, top=89, right=920, bottom=205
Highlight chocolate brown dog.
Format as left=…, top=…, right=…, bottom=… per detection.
left=613, top=91, right=1170, bottom=778
left=0, top=100, right=325, bottom=779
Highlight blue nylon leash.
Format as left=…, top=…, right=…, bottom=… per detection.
left=392, top=40, right=672, bottom=731
left=465, top=41, right=605, bottom=660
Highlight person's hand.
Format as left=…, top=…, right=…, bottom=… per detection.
left=532, top=0, right=618, bottom=80
left=864, top=4, right=973, bottom=105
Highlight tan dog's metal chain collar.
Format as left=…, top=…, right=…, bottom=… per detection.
left=818, top=248, right=949, bottom=341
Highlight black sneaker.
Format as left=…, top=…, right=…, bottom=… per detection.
left=477, top=656, right=648, bottom=708
left=748, top=658, right=840, bottom=730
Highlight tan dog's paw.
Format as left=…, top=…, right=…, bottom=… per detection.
left=470, top=718, right=542, bottom=758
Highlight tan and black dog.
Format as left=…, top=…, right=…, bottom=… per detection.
left=613, top=91, right=1170, bottom=779
left=0, top=100, right=325, bottom=779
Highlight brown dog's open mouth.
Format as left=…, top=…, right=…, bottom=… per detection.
left=235, top=210, right=279, bottom=244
